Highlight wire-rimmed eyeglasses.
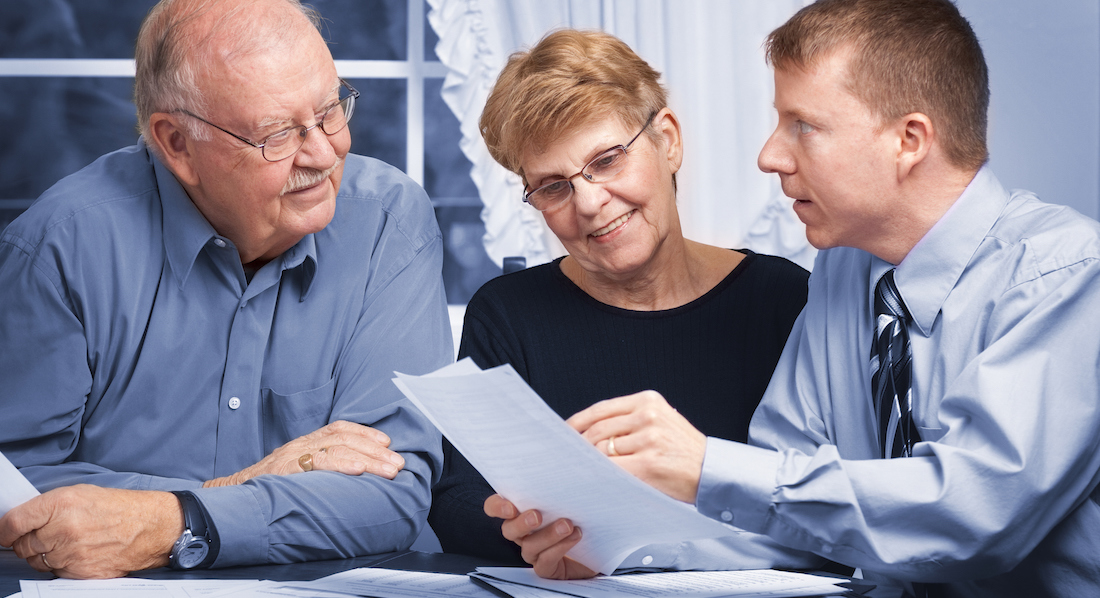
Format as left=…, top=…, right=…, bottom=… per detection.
left=177, top=79, right=359, bottom=162
left=522, top=110, right=658, bottom=212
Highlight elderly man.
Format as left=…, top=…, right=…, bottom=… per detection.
left=488, top=0, right=1100, bottom=594
left=0, top=0, right=451, bottom=579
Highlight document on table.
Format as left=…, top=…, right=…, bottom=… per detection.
left=287, top=567, right=503, bottom=598
left=19, top=578, right=260, bottom=598
left=202, top=579, right=358, bottom=597
left=392, top=359, right=741, bottom=575
left=471, top=567, right=851, bottom=598
left=0, top=450, right=39, bottom=517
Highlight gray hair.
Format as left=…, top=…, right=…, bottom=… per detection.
left=133, top=0, right=323, bottom=153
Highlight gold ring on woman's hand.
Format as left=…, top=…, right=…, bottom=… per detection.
left=298, top=453, right=314, bottom=472
left=607, top=436, right=618, bottom=457
left=40, top=553, right=53, bottom=570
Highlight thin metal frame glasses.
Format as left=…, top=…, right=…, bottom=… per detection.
left=178, top=79, right=359, bottom=162
left=522, top=111, right=658, bottom=212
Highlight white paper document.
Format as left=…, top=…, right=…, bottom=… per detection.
left=19, top=578, right=259, bottom=598
left=392, top=360, right=741, bottom=575
left=288, top=567, right=499, bottom=598
left=472, top=567, right=850, bottom=598
left=201, top=579, right=353, bottom=598
left=0, top=451, right=39, bottom=518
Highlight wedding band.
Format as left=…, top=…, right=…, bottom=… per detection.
left=40, top=553, right=52, bottom=570
left=607, top=436, right=618, bottom=457
left=298, top=453, right=314, bottom=472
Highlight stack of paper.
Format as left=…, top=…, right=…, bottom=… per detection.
left=470, top=567, right=852, bottom=597
left=16, top=567, right=855, bottom=598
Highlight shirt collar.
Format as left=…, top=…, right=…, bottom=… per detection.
left=890, top=166, right=1009, bottom=335
left=154, top=143, right=219, bottom=290
left=151, top=140, right=319, bottom=298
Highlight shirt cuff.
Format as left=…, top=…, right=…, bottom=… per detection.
left=192, top=484, right=269, bottom=568
left=696, top=437, right=778, bottom=535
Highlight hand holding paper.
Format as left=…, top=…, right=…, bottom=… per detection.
left=486, top=495, right=594, bottom=579
left=567, top=390, right=708, bottom=504
left=393, top=360, right=740, bottom=576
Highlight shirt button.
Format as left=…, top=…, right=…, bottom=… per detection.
left=821, top=545, right=833, bottom=554
left=228, top=397, right=241, bottom=410
left=720, top=510, right=733, bottom=522
left=214, top=238, right=226, bottom=248
left=641, top=555, right=654, bottom=566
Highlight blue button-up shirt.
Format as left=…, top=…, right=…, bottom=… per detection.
left=696, top=168, right=1100, bottom=595
left=0, top=140, right=452, bottom=566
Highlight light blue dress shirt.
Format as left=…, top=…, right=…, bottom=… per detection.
left=0, top=140, right=453, bottom=567
left=696, top=168, right=1100, bottom=595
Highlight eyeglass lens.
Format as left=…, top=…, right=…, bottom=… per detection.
left=525, top=147, right=629, bottom=211
left=261, top=92, right=357, bottom=161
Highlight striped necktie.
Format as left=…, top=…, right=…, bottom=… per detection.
left=870, top=269, right=921, bottom=458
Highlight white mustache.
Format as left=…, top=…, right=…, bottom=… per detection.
left=282, top=157, right=342, bottom=195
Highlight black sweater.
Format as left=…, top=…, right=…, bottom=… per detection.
left=428, top=249, right=808, bottom=563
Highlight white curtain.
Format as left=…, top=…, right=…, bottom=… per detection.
left=427, top=0, right=817, bottom=271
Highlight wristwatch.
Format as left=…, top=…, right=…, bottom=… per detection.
left=169, top=491, right=217, bottom=569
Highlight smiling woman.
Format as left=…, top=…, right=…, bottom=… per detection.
left=428, top=28, right=816, bottom=575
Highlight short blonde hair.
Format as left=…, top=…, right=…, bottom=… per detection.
left=766, top=0, right=989, bottom=170
left=480, top=29, right=668, bottom=184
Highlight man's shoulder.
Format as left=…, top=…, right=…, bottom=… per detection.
left=332, top=153, right=439, bottom=248
left=3, top=144, right=158, bottom=251
left=992, top=191, right=1100, bottom=277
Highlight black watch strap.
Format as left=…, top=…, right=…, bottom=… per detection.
left=170, top=491, right=219, bottom=568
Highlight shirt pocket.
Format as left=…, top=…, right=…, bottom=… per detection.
left=261, top=377, right=336, bottom=454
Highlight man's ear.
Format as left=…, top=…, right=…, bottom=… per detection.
left=148, top=113, right=201, bottom=187
left=896, top=112, right=934, bottom=181
left=653, top=107, right=683, bottom=175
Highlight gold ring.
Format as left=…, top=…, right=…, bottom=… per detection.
left=298, top=453, right=313, bottom=472
left=607, top=436, right=618, bottom=457
left=40, top=553, right=53, bottom=569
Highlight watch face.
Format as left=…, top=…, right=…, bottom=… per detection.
left=175, top=537, right=209, bottom=569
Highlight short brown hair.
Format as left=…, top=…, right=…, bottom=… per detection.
left=765, top=0, right=989, bottom=170
left=480, top=29, right=668, bottom=184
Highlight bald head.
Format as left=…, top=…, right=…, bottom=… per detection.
left=134, top=0, right=324, bottom=147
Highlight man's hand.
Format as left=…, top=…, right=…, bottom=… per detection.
left=483, top=494, right=596, bottom=579
left=567, top=390, right=707, bottom=504
left=204, top=420, right=405, bottom=487
left=0, top=485, right=182, bottom=579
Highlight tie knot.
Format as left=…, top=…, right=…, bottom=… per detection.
left=874, top=269, right=910, bottom=321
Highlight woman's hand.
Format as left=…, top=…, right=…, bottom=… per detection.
left=204, top=420, right=405, bottom=487
left=483, top=494, right=597, bottom=579
left=568, top=390, right=707, bottom=504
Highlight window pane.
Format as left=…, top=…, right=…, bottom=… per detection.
left=310, top=0, right=407, bottom=61
left=424, top=79, right=500, bottom=304
left=0, top=77, right=137, bottom=202
left=424, top=0, right=440, bottom=61
left=345, top=78, right=407, bottom=173
left=1, top=0, right=150, bottom=59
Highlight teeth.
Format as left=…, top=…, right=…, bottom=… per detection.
left=592, top=210, right=634, bottom=237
